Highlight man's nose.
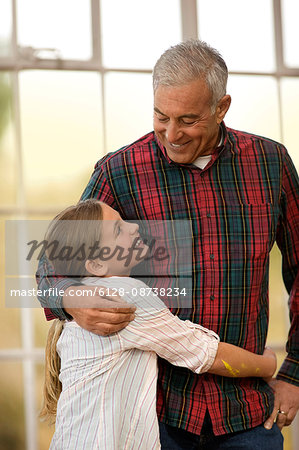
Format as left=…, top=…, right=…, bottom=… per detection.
left=165, top=122, right=183, bottom=143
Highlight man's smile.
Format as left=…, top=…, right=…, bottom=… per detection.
left=166, top=140, right=192, bottom=151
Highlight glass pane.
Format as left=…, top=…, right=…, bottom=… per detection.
left=225, top=75, right=281, bottom=142
left=19, top=71, right=104, bottom=208
left=34, top=308, right=52, bottom=348
left=36, top=363, right=55, bottom=449
left=17, top=0, right=92, bottom=60
left=197, top=0, right=275, bottom=72
left=1, top=213, right=22, bottom=349
left=281, top=78, right=299, bottom=170
left=282, top=0, right=299, bottom=68
left=268, top=245, right=288, bottom=344
left=0, top=308, right=22, bottom=349
left=0, top=72, right=17, bottom=206
left=101, top=0, right=181, bottom=69
left=0, top=362, right=25, bottom=449
left=1, top=214, right=22, bottom=348
left=0, top=0, right=12, bottom=57
left=105, top=72, right=153, bottom=151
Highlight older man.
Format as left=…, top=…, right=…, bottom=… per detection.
left=38, top=40, right=299, bottom=449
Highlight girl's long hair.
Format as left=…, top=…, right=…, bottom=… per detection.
left=39, top=319, right=64, bottom=423
left=40, top=199, right=104, bottom=422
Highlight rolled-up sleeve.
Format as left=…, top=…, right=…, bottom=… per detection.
left=119, top=308, right=219, bottom=374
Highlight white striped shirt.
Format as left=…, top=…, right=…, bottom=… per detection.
left=50, top=277, right=219, bottom=450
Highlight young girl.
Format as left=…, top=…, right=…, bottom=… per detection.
left=40, top=199, right=276, bottom=450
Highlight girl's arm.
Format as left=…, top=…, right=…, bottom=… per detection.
left=208, top=344, right=276, bottom=379
left=119, top=305, right=276, bottom=378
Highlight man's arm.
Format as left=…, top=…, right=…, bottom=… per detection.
left=265, top=272, right=299, bottom=430
left=265, top=147, right=299, bottom=430
left=36, top=251, right=79, bottom=320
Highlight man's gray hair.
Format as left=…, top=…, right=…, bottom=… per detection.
left=153, top=40, right=228, bottom=113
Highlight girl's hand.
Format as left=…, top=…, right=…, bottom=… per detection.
left=262, top=347, right=277, bottom=382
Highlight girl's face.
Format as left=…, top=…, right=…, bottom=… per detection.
left=87, top=203, right=148, bottom=277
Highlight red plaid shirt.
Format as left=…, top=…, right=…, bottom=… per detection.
left=38, top=123, right=299, bottom=435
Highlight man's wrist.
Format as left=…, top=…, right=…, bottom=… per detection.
left=46, top=306, right=73, bottom=321
left=62, top=283, right=85, bottom=308
left=276, top=354, right=299, bottom=387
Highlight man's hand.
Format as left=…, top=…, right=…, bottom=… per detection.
left=63, top=286, right=136, bottom=336
left=264, top=379, right=299, bottom=430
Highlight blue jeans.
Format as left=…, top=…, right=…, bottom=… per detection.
left=159, top=415, right=284, bottom=450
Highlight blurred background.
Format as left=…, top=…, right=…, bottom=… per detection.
left=0, top=0, right=298, bottom=449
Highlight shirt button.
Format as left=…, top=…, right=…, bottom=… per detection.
left=210, top=295, right=215, bottom=301
left=207, top=213, right=211, bottom=218
left=210, top=254, right=214, bottom=260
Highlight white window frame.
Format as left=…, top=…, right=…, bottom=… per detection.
left=0, top=0, right=298, bottom=448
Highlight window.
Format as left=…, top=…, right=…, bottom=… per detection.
left=197, top=0, right=275, bottom=72
left=0, top=1, right=298, bottom=448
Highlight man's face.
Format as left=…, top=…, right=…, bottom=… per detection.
left=154, top=79, right=230, bottom=164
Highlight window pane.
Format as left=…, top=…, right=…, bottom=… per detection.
left=34, top=307, right=51, bottom=348
left=0, top=0, right=12, bottom=57
left=281, top=78, right=299, bottom=169
left=101, top=0, right=181, bottom=69
left=0, top=307, right=22, bottom=349
left=1, top=214, right=22, bottom=349
left=17, top=0, right=92, bottom=60
left=281, top=0, right=299, bottom=68
left=268, top=245, right=288, bottom=343
left=197, top=0, right=275, bottom=72
left=225, top=75, right=280, bottom=142
left=105, top=72, right=153, bottom=151
left=1, top=212, right=22, bottom=348
left=0, top=362, right=25, bottom=449
left=19, top=71, right=103, bottom=208
left=0, top=72, right=17, bottom=206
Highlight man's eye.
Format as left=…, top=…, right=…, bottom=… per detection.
left=155, top=114, right=168, bottom=123
left=181, top=119, right=196, bottom=125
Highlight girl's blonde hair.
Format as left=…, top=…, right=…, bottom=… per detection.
left=39, top=319, right=64, bottom=423
left=44, top=198, right=104, bottom=278
left=40, top=199, right=104, bottom=422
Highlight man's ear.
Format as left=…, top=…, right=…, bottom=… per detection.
left=216, top=95, right=231, bottom=124
left=85, top=259, right=107, bottom=276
